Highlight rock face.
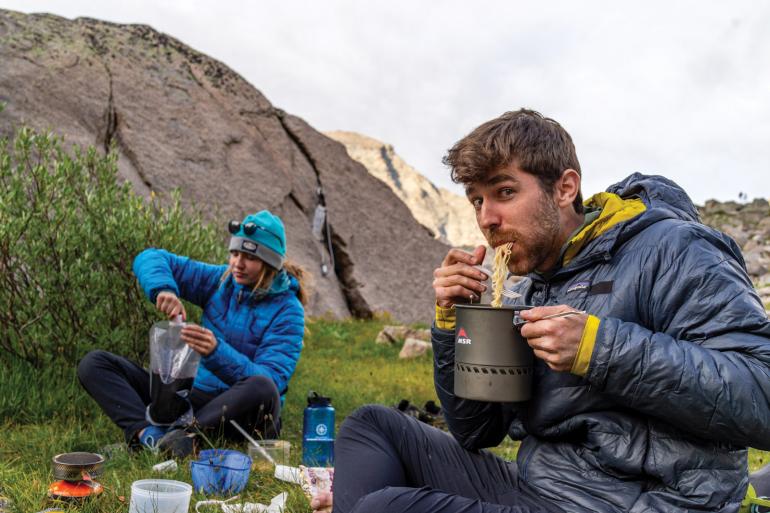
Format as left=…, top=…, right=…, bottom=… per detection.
left=0, top=9, right=449, bottom=323
left=325, top=131, right=485, bottom=248
left=699, top=198, right=770, bottom=307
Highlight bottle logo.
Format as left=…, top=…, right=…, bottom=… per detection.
left=315, top=423, right=328, bottom=436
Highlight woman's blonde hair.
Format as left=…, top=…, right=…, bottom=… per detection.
left=282, top=259, right=310, bottom=306
left=220, top=256, right=309, bottom=306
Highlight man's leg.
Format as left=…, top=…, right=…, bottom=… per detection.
left=349, top=486, right=559, bottom=513
left=333, top=405, right=557, bottom=513
left=77, top=349, right=152, bottom=443
left=191, top=375, right=281, bottom=439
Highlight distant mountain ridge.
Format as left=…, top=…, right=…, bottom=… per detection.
left=325, top=131, right=485, bottom=248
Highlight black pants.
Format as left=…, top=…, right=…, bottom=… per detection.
left=77, top=350, right=280, bottom=444
left=333, top=405, right=561, bottom=513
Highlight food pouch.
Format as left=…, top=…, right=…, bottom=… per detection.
left=147, top=316, right=201, bottom=425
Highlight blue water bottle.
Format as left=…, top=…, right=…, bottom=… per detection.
left=302, top=391, right=335, bottom=467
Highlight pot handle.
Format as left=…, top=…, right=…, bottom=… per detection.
left=511, top=305, right=533, bottom=329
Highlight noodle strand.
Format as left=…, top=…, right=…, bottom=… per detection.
left=490, top=243, right=513, bottom=307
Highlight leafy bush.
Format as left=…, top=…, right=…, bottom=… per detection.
left=0, top=126, right=224, bottom=367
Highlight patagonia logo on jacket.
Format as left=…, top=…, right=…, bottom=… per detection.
left=567, top=280, right=614, bottom=295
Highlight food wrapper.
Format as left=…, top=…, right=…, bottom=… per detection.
left=299, top=465, right=334, bottom=499
left=194, top=492, right=287, bottom=513
left=153, top=459, right=178, bottom=472
left=273, top=465, right=333, bottom=510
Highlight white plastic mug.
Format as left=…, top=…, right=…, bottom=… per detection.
left=129, top=479, right=192, bottom=513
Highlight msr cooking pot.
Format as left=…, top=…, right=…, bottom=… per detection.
left=454, top=304, right=534, bottom=402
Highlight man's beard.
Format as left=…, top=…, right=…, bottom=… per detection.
left=485, top=195, right=561, bottom=275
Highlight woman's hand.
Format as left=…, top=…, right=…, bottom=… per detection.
left=180, top=324, right=218, bottom=356
left=310, top=491, right=333, bottom=513
left=155, top=291, right=187, bottom=320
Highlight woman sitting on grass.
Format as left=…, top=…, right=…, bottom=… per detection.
left=78, top=210, right=307, bottom=457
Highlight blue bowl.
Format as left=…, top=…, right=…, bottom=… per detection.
left=190, top=449, right=252, bottom=495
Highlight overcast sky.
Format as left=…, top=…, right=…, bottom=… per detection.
left=3, top=1, right=770, bottom=204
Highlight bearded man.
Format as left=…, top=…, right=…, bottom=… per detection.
left=312, top=109, right=770, bottom=513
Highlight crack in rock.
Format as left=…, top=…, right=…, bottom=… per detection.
left=275, top=112, right=372, bottom=319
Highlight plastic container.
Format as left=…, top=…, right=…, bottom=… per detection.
left=129, top=479, right=192, bottom=513
left=190, top=449, right=251, bottom=495
left=302, top=391, right=335, bottom=467
left=248, top=439, right=291, bottom=471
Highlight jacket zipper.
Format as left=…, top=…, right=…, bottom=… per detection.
left=550, top=251, right=611, bottom=282
left=518, top=278, right=551, bottom=480
left=518, top=254, right=609, bottom=478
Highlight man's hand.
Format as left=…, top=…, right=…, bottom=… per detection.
left=310, top=491, right=332, bottom=513
left=155, top=291, right=187, bottom=321
left=518, top=305, right=588, bottom=372
left=180, top=324, right=218, bottom=356
left=433, top=245, right=488, bottom=308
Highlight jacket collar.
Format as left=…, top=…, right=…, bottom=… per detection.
left=533, top=173, right=696, bottom=280
left=562, top=192, right=647, bottom=266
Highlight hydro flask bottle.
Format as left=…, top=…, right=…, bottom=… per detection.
left=302, top=391, right=335, bottom=467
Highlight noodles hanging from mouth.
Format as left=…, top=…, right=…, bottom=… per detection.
left=490, top=243, right=513, bottom=308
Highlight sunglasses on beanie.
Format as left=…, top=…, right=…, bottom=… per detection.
left=228, top=220, right=283, bottom=246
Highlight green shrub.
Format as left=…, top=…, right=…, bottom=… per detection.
left=0, top=126, right=224, bottom=367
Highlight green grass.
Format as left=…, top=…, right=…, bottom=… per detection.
left=1, top=317, right=769, bottom=512
left=0, top=317, right=441, bottom=513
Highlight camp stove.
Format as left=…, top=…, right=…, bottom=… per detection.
left=48, top=452, right=104, bottom=500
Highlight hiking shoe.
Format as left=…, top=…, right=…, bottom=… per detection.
left=139, top=425, right=169, bottom=451
left=157, top=428, right=196, bottom=459
left=394, top=399, right=448, bottom=430
left=424, top=400, right=441, bottom=415
left=395, top=399, right=420, bottom=417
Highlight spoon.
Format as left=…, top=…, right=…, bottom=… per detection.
left=230, top=419, right=275, bottom=466
left=513, top=310, right=586, bottom=328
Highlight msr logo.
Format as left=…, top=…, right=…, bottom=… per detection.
left=457, top=327, right=472, bottom=345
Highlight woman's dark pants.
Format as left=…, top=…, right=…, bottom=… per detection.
left=77, top=349, right=280, bottom=444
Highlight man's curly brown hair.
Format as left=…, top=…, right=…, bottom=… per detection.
left=443, top=109, right=583, bottom=213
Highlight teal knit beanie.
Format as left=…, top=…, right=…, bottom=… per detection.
left=228, top=210, right=286, bottom=269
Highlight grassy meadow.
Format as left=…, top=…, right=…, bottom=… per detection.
left=0, top=316, right=768, bottom=512
left=0, top=316, right=444, bottom=513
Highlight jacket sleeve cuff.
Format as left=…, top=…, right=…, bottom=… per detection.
left=570, top=314, right=601, bottom=376
left=435, top=304, right=456, bottom=330
left=149, top=286, right=179, bottom=304
left=202, top=336, right=230, bottom=368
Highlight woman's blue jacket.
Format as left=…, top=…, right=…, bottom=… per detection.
left=133, top=249, right=304, bottom=399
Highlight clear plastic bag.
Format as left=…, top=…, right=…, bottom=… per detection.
left=146, top=317, right=201, bottom=426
